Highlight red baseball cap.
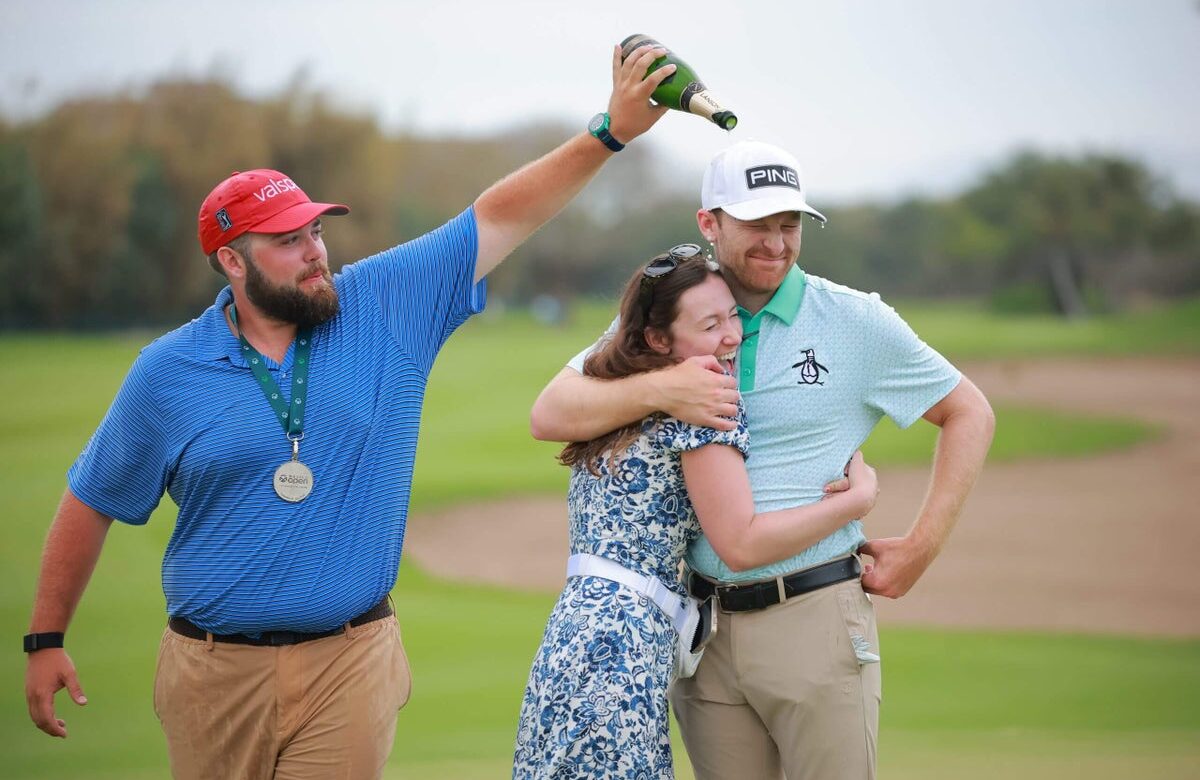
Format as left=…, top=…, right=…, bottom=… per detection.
left=197, top=169, right=349, bottom=255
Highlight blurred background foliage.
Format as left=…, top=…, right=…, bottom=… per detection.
left=1, top=75, right=1198, bottom=329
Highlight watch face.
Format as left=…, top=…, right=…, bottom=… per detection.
left=588, top=113, right=607, bottom=134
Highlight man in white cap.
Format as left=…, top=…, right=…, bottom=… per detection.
left=23, top=44, right=676, bottom=780
left=530, top=139, right=995, bottom=779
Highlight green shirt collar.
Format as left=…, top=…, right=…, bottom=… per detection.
left=737, top=265, right=806, bottom=327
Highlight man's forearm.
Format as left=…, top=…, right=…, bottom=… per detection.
left=531, top=368, right=657, bottom=442
left=861, top=377, right=994, bottom=598
left=28, top=491, right=113, bottom=633
left=474, top=134, right=613, bottom=280
left=909, top=388, right=995, bottom=560
left=472, top=44, right=672, bottom=279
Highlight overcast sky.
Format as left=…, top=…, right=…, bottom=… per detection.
left=2, top=0, right=1198, bottom=204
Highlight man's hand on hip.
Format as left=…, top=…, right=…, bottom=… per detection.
left=650, top=355, right=739, bottom=431
left=858, top=536, right=934, bottom=599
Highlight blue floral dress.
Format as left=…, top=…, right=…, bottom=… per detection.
left=513, top=410, right=749, bottom=779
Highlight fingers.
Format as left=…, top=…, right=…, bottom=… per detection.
left=689, top=354, right=723, bottom=373
left=626, top=45, right=666, bottom=80
left=618, top=45, right=675, bottom=101
left=857, top=540, right=878, bottom=558
left=29, top=687, right=67, bottom=738
left=823, top=477, right=851, bottom=494
left=706, top=415, right=738, bottom=432
left=64, top=671, right=87, bottom=707
left=642, top=60, right=677, bottom=93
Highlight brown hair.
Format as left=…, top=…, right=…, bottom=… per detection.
left=559, top=252, right=721, bottom=472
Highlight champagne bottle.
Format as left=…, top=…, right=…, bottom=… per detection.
left=620, top=34, right=737, bottom=131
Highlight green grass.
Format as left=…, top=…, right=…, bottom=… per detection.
left=2, top=298, right=1197, bottom=778
left=895, top=296, right=1200, bottom=359
left=5, top=562, right=1198, bottom=779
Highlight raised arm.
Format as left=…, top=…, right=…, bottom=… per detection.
left=25, top=489, right=114, bottom=738
left=530, top=356, right=740, bottom=442
left=683, top=449, right=878, bottom=572
left=472, top=44, right=673, bottom=281
left=859, top=376, right=994, bottom=598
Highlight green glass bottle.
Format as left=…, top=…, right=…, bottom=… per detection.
left=620, top=34, right=737, bottom=131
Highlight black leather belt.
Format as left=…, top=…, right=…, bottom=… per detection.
left=168, top=596, right=393, bottom=646
left=687, top=557, right=861, bottom=613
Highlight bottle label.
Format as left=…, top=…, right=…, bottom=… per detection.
left=680, top=83, right=724, bottom=121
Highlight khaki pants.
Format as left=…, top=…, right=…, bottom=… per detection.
left=154, top=615, right=412, bottom=780
left=670, top=576, right=881, bottom=780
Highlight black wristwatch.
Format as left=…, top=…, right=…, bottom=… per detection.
left=24, top=632, right=65, bottom=653
left=588, top=112, right=625, bottom=152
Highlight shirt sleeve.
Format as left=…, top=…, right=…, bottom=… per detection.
left=655, top=401, right=750, bottom=457
left=566, top=316, right=619, bottom=373
left=67, top=355, right=171, bottom=525
left=343, top=206, right=486, bottom=375
left=862, top=295, right=962, bottom=429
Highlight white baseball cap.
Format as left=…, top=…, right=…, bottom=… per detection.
left=701, top=140, right=827, bottom=223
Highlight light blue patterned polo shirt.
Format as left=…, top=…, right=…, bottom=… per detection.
left=568, top=265, right=961, bottom=583
left=685, top=265, right=960, bottom=581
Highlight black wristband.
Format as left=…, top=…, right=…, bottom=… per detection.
left=23, top=632, right=65, bottom=653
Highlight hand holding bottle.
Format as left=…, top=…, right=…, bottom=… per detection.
left=620, top=34, right=738, bottom=130
left=606, top=43, right=676, bottom=145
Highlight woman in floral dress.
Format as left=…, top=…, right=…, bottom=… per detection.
left=513, top=249, right=877, bottom=779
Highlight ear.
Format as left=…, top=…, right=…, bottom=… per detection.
left=216, top=245, right=248, bottom=280
left=696, top=209, right=719, bottom=243
left=644, top=326, right=671, bottom=355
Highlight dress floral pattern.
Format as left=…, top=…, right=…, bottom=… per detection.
left=513, top=409, right=749, bottom=779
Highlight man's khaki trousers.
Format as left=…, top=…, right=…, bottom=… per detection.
left=154, top=614, right=411, bottom=780
left=671, top=576, right=881, bottom=780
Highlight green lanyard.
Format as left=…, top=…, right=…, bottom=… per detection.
left=229, top=305, right=313, bottom=442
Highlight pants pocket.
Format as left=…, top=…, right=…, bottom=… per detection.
left=836, top=583, right=881, bottom=665
left=390, top=619, right=413, bottom=711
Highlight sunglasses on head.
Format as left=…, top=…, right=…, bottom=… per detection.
left=639, top=243, right=704, bottom=317
left=642, top=243, right=704, bottom=281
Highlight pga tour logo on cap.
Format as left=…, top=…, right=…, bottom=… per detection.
left=215, top=208, right=233, bottom=232
left=745, top=164, right=801, bottom=192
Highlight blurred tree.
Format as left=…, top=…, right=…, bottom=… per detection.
left=1, top=76, right=1196, bottom=328
left=93, top=153, right=174, bottom=327
left=963, top=151, right=1186, bottom=316
left=0, top=134, right=45, bottom=328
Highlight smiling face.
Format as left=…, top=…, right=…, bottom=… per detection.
left=647, top=273, right=743, bottom=372
left=237, top=218, right=339, bottom=327
left=697, top=208, right=803, bottom=313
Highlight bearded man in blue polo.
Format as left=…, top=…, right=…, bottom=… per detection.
left=22, top=42, right=678, bottom=780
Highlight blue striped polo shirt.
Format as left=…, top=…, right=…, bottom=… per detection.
left=68, top=207, right=485, bottom=634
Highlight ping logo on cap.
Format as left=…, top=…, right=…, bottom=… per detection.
left=215, top=208, right=233, bottom=232
left=746, top=165, right=801, bottom=191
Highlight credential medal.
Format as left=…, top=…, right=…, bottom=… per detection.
left=231, top=305, right=316, bottom=502
left=274, top=436, right=314, bottom=502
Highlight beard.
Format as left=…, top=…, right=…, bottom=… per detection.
left=243, top=257, right=340, bottom=328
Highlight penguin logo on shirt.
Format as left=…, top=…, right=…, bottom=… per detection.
left=792, top=349, right=829, bottom=385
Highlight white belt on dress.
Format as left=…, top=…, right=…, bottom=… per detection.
left=566, top=553, right=692, bottom=639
